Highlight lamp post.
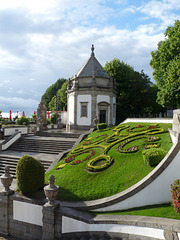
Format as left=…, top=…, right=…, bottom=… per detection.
left=17, top=108, right=19, bottom=118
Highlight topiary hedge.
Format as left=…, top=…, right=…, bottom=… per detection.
left=16, top=155, right=45, bottom=194
left=97, top=123, right=107, bottom=130
left=142, top=148, right=167, bottom=167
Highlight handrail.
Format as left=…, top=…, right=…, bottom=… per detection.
left=0, top=131, right=21, bottom=151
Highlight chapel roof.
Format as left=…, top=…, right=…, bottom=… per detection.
left=75, top=45, right=110, bottom=78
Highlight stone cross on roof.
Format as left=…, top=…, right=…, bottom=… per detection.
left=91, top=44, right=95, bottom=57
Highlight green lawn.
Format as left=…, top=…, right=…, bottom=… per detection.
left=45, top=122, right=173, bottom=201
left=95, top=203, right=180, bottom=220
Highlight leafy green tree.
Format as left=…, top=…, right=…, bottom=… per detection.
left=48, top=81, right=68, bottom=111
left=150, top=20, right=180, bottom=108
left=16, top=116, right=30, bottom=126
left=104, top=59, right=154, bottom=122
left=0, top=111, right=3, bottom=122
left=42, top=78, right=67, bottom=109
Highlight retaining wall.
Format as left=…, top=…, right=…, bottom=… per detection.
left=1, top=192, right=180, bottom=240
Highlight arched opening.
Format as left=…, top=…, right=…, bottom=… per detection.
left=98, top=101, right=110, bottom=124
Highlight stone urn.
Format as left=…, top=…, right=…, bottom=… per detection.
left=0, top=166, right=13, bottom=194
left=44, top=175, right=59, bottom=206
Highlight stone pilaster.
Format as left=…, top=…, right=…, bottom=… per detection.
left=109, top=95, right=113, bottom=126
left=91, top=92, right=97, bottom=125
left=74, top=91, right=78, bottom=129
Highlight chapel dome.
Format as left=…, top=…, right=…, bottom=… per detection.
left=75, top=45, right=110, bottom=79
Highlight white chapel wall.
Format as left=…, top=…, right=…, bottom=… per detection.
left=77, top=95, right=92, bottom=126
left=97, top=95, right=110, bottom=104
left=68, top=95, right=75, bottom=124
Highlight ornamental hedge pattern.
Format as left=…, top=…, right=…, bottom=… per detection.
left=57, top=124, right=168, bottom=172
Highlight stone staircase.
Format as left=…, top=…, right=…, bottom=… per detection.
left=0, top=154, right=51, bottom=178
left=7, top=136, right=76, bottom=155
left=37, top=131, right=81, bottom=139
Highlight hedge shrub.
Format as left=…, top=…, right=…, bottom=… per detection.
left=142, top=148, right=167, bottom=167
left=16, top=116, right=30, bottom=126
left=97, top=123, right=107, bottom=130
left=50, top=112, right=59, bottom=124
left=16, top=155, right=45, bottom=194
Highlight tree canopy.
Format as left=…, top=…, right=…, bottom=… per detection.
left=104, top=58, right=162, bottom=122
left=48, top=81, right=68, bottom=111
left=42, top=78, right=67, bottom=109
left=150, top=20, right=180, bottom=108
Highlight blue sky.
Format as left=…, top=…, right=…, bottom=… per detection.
left=0, top=0, right=179, bottom=117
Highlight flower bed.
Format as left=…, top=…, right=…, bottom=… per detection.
left=86, top=155, right=113, bottom=172
left=171, top=179, right=180, bottom=213
left=60, top=124, right=167, bottom=172
left=71, top=149, right=95, bottom=165
left=146, top=136, right=160, bottom=142
left=145, top=143, right=161, bottom=149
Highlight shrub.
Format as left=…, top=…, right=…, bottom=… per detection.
left=142, top=148, right=167, bottom=167
left=16, top=116, right=30, bottom=126
left=50, top=112, right=59, bottom=124
left=171, top=179, right=180, bottom=213
left=16, top=155, right=45, bottom=194
left=97, top=123, right=107, bottom=130
left=47, top=118, right=51, bottom=125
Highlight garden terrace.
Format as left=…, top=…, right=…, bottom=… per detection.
left=45, top=122, right=172, bottom=201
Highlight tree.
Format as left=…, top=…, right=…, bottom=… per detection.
left=42, top=78, right=67, bottom=109
left=150, top=20, right=180, bottom=108
left=48, top=81, right=68, bottom=111
left=104, top=59, right=154, bottom=122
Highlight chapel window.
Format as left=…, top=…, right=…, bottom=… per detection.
left=81, top=103, right=88, bottom=117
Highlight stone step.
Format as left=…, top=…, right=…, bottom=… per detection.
left=37, top=131, right=81, bottom=138
left=8, top=137, right=76, bottom=155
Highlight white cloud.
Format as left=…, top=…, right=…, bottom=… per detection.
left=17, top=90, right=24, bottom=95
left=139, top=0, right=180, bottom=29
left=0, top=96, right=39, bottom=116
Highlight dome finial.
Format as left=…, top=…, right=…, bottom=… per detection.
left=91, top=44, right=95, bottom=56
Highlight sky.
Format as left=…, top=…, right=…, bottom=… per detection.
left=0, top=0, right=180, bottom=118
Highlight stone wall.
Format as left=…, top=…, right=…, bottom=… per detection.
left=1, top=192, right=180, bottom=240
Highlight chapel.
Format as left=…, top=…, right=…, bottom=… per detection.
left=67, top=45, right=116, bottom=130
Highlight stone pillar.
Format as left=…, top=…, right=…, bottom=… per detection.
left=41, top=204, right=60, bottom=240
left=42, top=175, right=60, bottom=240
left=172, top=109, right=180, bottom=133
left=0, top=166, right=14, bottom=235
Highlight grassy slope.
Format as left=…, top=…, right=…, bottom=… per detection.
left=45, top=122, right=172, bottom=201
left=95, top=203, right=180, bottom=220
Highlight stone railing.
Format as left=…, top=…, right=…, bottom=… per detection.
left=0, top=167, right=179, bottom=240
left=0, top=131, right=21, bottom=151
